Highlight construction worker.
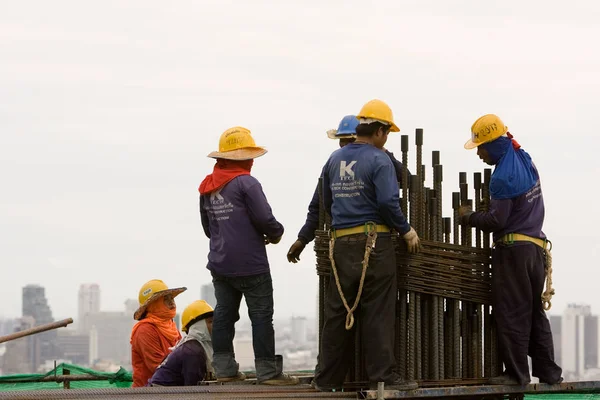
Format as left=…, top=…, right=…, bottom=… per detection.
left=459, top=114, right=563, bottom=385
left=199, top=127, right=299, bottom=385
left=130, top=279, right=186, bottom=387
left=313, top=100, right=421, bottom=391
left=148, top=300, right=215, bottom=386
left=287, top=115, right=410, bottom=263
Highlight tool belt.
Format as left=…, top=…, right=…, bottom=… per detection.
left=330, top=223, right=391, bottom=239
left=495, top=233, right=552, bottom=251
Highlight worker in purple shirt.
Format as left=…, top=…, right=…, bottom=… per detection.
left=459, top=114, right=562, bottom=386
left=148, top=300, right=215, bottom=386
left=199, top=127, right=298, bottom=386
left=313, top=100, right=421, bottom=392
left=287, top=115, right=411, bottom=263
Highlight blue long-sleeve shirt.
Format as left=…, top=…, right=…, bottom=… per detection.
left=200, top=175, right=284, bottom=277
left=321, top=143, right=411, bottom=235
left=297, top=150, right=409, bottom=244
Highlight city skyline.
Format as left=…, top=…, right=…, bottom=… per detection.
left=2, top=1, right=599, bottom=321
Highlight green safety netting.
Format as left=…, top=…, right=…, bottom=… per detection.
left=0, top=363, right=132, bottom=391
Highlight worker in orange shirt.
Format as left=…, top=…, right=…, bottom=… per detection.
left=130, top=279, right=186, bottom=387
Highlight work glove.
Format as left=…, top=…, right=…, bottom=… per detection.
left=287, top=240, right=306, bottom=263
left=458, top=204, right=474, bottom=225
left=403, top=227, right=421, bottom=254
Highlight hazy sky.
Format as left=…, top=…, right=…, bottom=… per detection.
left=1, top=1, right=599, bottom=322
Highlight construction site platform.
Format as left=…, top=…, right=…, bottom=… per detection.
left=0, top=380, right=598, bottom=400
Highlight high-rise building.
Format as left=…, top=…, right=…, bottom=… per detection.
left=1, top=317, right=39, bottom=374
left=291, top=316, right=308, bottom=345
left=560, top=304, right=600, bottom=379
left=201, top=283, right=217, bottom=308
left=22, top=285, right=54, bottom=325
left=83, top=311, right=135, bottom=367
left=22, top=285, right=58, bottom=365
left=78, top=284, right=101, bottom=333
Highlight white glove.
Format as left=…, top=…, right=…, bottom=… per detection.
left=403, top=227, right=421, bottom=254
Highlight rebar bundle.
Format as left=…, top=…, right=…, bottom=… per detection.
left=314, top=129, right=498, bottom=383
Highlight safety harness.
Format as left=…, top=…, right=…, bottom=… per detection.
left=328, top=222, right=389, bottom=330
left=496, top=233, right=555, bottom=311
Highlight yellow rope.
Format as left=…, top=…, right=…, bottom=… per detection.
left=541, top=244, right=554, bottom=311
left=328, top=230, right=377, bottom=330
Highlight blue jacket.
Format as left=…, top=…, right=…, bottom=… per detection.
left=297, top=149, right=409, bottom=244
left=322, top=143, right=411, bottom=235
left=200, top=175, right=284, bottom=277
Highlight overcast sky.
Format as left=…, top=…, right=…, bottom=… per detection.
left=1, top=1, right=599, bottom=323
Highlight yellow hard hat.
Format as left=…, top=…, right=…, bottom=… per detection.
left=464, top=114, right=508, bottom=150
left=207, top=126, right=268, bottom=160
left=181, top=300, right=214, bottom=333
left=134, top=279, right=186, bottom=321
left=356, top=99, right=400, bottom=132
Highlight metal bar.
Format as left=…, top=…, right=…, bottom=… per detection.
left=438, top=295, right=445, bottom=379
left=399, top=290, right=407, bottom=380
left=415, top=129, right=424, bottom=235
left=409, top=292, right=416, bottom=381
left=0, top=318, right=73, bottom=344
left=416, top=293, right=422, bottom=380
left=401, top=135, right=409, bottom=217
left=422, top=296, right=430, bottom=379
left=461, top=302, right=468, bottom=378
left=453, top=300, right=461, bottom=378
left=431, top=296, right=439, bottom=380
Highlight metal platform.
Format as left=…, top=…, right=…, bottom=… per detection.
left=363, top=380, right=600, bottom=399
left=0, top=381, right=599, bottom=400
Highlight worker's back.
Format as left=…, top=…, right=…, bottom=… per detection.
left=201, top=174, right=283, bottom=276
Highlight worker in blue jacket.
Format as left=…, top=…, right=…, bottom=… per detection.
left=287, top=115, right=410, bottom=263
left=148, top=300, right=215, bottom=386
left=312, top=100, right=421, bottom=392
left=459, top=114, right=562, bottom=386
left=199, top=127, right=298, bottom=386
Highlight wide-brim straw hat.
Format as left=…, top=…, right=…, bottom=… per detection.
left=207, top=147, right=267, bottom=160
left=208, top=126, right=268, bottom=160
left=134, top=287, right=187, bottom=320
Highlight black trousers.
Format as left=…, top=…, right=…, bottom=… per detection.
left=314, top=234, right=397, bottom=387
left=492, top=242, right=562, bottom=384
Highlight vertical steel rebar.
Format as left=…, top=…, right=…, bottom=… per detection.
left=452, top=191, right=461, bottom=378
left=317, top=177, right=325, bottom=347
left=422, top=296, right=430, bottom=379
left=409, top=292, right=416, bottom=381
left=415, top=129, right=424, bottom=235
left=398, top=289, right=407, bottom=379
left=416, top=293, right=422, bottom=380
left=401, top=135, right=409, bottom=217
left=431, top=296, right=439, bottom=380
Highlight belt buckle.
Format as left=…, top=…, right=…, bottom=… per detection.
left=364, top=221, right=377, bottom=236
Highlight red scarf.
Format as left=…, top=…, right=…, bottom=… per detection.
left=199, top=159, right=253, bottom=195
